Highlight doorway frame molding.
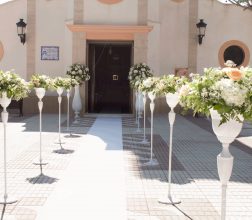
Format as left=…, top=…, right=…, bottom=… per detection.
left=67, top=24, right=153, bottom=113
left=67, top=24, right=153, bottom=41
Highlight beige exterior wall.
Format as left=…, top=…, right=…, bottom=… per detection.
left=158, top=0, right=189, bottom=75
left=35, top=0, right=68, bottom=78
left=0, top=0, right=27, bottom=79
left=197, top=0, right=252, bottom=73
left=83, top=0, right=138, bottom=25
left=2, top=0, right=252, bottom=114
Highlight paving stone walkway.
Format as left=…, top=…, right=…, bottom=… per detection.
left=0, top=114, right=95, bottom=220
left=123, top=114, right=252, bottom=220
left=0, top=113, right=251, bottom=220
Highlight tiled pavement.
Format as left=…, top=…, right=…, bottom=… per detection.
left=123, top=114, right=252, bottom=220
left=0, top=115, right=96, bottom=220
left=0, top=113, right=252, bottom=219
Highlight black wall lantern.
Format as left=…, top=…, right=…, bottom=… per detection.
left=196, top=19, right=207, bottom=45
left=16, top=19, right=27, bottom=44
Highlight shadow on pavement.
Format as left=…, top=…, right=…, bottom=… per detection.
left=26, top=173, right=58, bottom=184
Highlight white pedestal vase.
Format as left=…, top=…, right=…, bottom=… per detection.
left=210, top=109, right=243, bottom=220
left=64, top=88, right=73, bottom=137
left=143, top=92, right=158, bottom=166
left=136, top=92, right=144, bottom=132
left=141, top=92, right=149, bottom=144
left=159, top=92, right=181, bottom=205
left=0, top=92, right=17, bottom=204
left=55, top=87, right=65, bottom=146
left=135, top=91, right=138, bottom=124
left=33, top=88, right=48, bottom=174
left=72, top=84, right=82, bottom=120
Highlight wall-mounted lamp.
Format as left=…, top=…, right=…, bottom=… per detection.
left=196, top=19, right=207, bottom=45
left=16, top=19, right=27, bottom=44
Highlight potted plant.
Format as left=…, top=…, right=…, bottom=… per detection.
left=66, top=63, right=90, bottom=119
left=158, top=75, right=188, bottom=109
left=156, top=74, right=188, bottom=205
left=60, top=78, right=78, bottom=135
left=29, top=74, right=52, bottom=99
left=139, top=76, right=160, bottom=100
left=128, top=63, right=153, bottom=123
left=138, top=76, right=160, bottom=166
left=29, top=74, right=52, bottom=173
left=0, top=70, right=28, bottom=204
left=179, top=62, right=252, bottom=219
left=52, top=77, right=76, bottom=145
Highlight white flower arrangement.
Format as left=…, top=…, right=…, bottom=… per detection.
left=66, top=63, right=90, bottom=84
left=29, top=74, right=52, bottom=90
left=138, top=77, right=160, bottom=94
left=52, top=77, right=78, bottom=90
left=179, top=64, right=252, bottom=124
left=0, top=70, right=29, bottom=100
left=128, top=63, right=153, bottom=89
left=157, top=75, right=188, bottom=95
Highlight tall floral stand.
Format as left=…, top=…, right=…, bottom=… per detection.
left=210, top=109, right=243, bottom=220
left=55, top=87, right=65, bottom=146
left=33, top=88, right=48, bottom=174
left=141, top=92, right=149, bottom=144
left=72, top=84, right=82, bottom=120
left=135, top=91, right=138, bottom=124
left=143, top=92, right=158, bottom=166
left=64, top=88, right=73, bottom=137
left=137, top=92, right=143, bottom=132
left=0, top=92, right=17, bottom=204
left=159, top=92, right=181, bottom=205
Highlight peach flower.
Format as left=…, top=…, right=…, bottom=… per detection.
left=226, top=69, right=242, bottom=81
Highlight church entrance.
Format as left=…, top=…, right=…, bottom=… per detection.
left=88, top=42, right=132, bottom=113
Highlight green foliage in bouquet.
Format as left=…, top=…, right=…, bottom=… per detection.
left=138, top=77, right=160, bottom=95
left=0, top=70, right=29, bottom=100
left=128, top=63, right=153, bottom=89
left=29, top=74, right=52, bottom=90
left=157, top=75, right=188, bottom=95
left=52, top=77, right=78, bottom=90
left=66, top=63, right=90, bottom=84
left=179, top=66, right=252, bottom=124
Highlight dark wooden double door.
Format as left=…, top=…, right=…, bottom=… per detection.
left=88, top=43, right=132, bottom=113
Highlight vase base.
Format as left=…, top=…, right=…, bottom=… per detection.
left=142, top=159, right=159, bottom=166
left=33, top=161, right=48, bottom=166
left=158, top=196, right=181, bottom=205
left=0, top=197, right=18, bottom=205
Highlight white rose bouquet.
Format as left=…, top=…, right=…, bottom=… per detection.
left=66, top=63, right=90, bottom=85
left=138, top=77, right=160, bottom=95
left=128, top=63, right=153, bottom=89
left=52, top=77, right=78, bottom=90
left=157, top=75, right=188, bottom=95
left=179, top=65, right=252, bottom=124
left=29, top=74, right=52, bottom=90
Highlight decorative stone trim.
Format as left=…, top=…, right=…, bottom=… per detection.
left=0, top=41, right=4, bottom=62
left=171, top=0, right=185, bottom=2
left=98, top=0, right=122, bottom=4
left=218, top=40, right=250, bottom=67
left=67, top=24, right=153, bottom=40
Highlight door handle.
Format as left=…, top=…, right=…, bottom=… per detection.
left=113, top=75, right=118, bottom=80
